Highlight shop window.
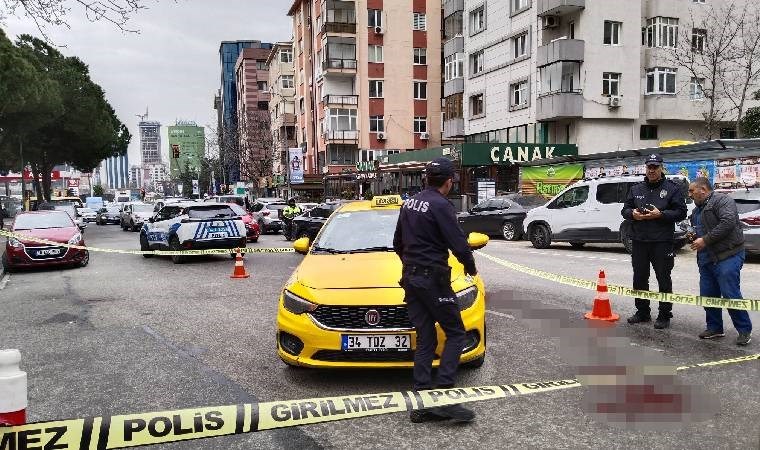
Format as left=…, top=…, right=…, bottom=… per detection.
left=640, top=125, right=658, bottom=140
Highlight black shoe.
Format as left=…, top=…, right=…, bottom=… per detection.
left=698, top=329, right=725, bottom=339
left=409, top=408, right=449, bottom=423
left=434, top=404, right=475, bottom=423
left=627, top=313, right=651, bottom=324
left=654, top=318, right=670, bottom=329
left=736, top=333, right=752, bottom=346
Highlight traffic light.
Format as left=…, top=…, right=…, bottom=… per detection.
left=172, top=144, right=180, bottom=159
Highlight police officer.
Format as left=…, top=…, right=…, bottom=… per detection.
left=282, top=198, right=302, bottom=240
left=393, top=158, right=477, bottom=424
left=621, top=154, right=688, bottom=329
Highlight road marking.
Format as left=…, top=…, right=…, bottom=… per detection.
left=486, top=310, right=515, bottom=320
left=0, top=274, right=9, bottom=290
left=527, top=250, right=628, bottom=263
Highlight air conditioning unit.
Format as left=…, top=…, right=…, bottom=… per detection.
left=608, top=96, right=622, bottom=108
left=374, top=26, right=384, bottom=35
left=376, top=132, right=387, bottom=140
left=543, top=16, right=559, bottom=29
left=420, top=132, right=430, bottom=140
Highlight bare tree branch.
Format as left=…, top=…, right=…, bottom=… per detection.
left=238, top=110, right=276, bottom=188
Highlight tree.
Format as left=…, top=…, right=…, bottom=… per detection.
left=739, top=107, right=760, bottom=138
left=238, top=110, right=276, bottom=193
left=92, top=184, right=104, bottom=196
left=721, top=3, right=760, bottom=136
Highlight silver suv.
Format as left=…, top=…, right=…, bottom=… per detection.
left=120, top=202, right=155, bottom=232
left=251, top=198, right=286, bottom=234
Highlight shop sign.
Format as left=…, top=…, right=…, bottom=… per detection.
left=521, top=164, right=584, bottom=199
left=356, top=160, right=379, bottom=172
left=461, top=143, right=578, bottom=166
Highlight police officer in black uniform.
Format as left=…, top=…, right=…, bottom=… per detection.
left=621, top=154, right=688, bottom=329
left=393, top=157, right=477, bottom=424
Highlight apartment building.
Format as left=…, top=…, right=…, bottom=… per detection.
left=235, top=46, right=273, bottom=184
left=267, top=42, right=298, bottom=191
left=288, top=0, right=443, bottom=195
left=460, top=0, right=756, bottom=155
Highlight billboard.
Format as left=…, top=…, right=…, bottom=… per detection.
left=289, top=148, right=304, bottom=184
left=521, top=164, right=584, bottom=199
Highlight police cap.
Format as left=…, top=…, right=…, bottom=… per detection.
left=425, top=158, right=455, bottom=179
left=645, top=154, right=664, bottom=166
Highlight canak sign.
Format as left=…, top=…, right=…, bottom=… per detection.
left=460, top=143, right=578, bottom=166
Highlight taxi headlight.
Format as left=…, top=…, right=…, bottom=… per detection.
left=456, top=286, right=478, bottom=311
left=68, top=233, right=82, bottom=245
left=283, top=290, right=318, bottom=315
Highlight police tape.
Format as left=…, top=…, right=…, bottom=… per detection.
left=2, top=353, right=757, bottom=449
left=476, top=251, right=760, bottom=312
left=0, top=229, right=295, bottom=257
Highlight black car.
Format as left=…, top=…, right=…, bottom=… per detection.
left=457, top=194, right=546, bottom=240
left=96, top=205, right=121, bottom=225
left=290, top=202, right=344, bottom=241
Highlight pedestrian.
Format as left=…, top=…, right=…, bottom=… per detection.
left=393, top=157, right=477, bottom=424
left=688, top=177, right=752, bottom=345
left=621, top=154, right=688, bottom=329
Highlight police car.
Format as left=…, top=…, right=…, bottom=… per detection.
left=139, top=202, right=247, bottom=264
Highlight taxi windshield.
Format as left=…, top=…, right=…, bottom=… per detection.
left=313, top=209, right=399, bottom=253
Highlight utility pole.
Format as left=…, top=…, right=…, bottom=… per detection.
left=19, top=138, right=27, bottom=211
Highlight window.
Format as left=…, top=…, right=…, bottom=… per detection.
left=640, top=125, right=658, bottom=140
left=368, top=9, right=382, bottom=28
left=298, top=39, right=304, bottom=53
left=328, top=108, right=358, bottom=131
left=470, top=50, right=485, bottom=75
left=692, top=28, right=707, bottom=52
left=470, top=6, right=485, bottom=35
left=646, top=67, right=677, bottom=94
left=414, top=117, right=427, bottom=133
left=513, top=33, right=528, bottom=59
left=470, top=93, right=484, bottom=116
left=596, top=184, right=619, bottom=204
left=280, top=75, right=294, bottom=89
left=368, top=45, right=383, bottom=63
left=690, top=77, right=705, bottom=100
left=280, top=49, right=293, bottom=63
left=602, top=72, right=621, bottom=96
left=256, top=60, right=267, bottom=70
left=444, top=93, right=463, bottom=120
left=644, top=17, right=678, bottom=48
left=540, top=61, right=581, bottom=94
left=413, top=48, right=427, bottom=65
left=548, top=186, right=589, bottom=209
left=693, top=0, right=705, bottom=3
left=257, top=81, right=268, bottom=91
left=510, top=80, right=528, bottom=107
left=370, top=116, right=385, bottom=133
left=720, top=128, right=737, bottom=139
left=413, top=81, right=427, bottom=100
left=444, top=11, right=463, bottom=40
left=369, top=80, right=384, bottom=98
left=569, top=21, right=575, bottom=39
left=257, top=101, right=268, bottom=110
left=512, top=0, right=529, bottom=13
left=299, top=98, right=305, bottom=114
left=413, top=12, right=426, bottom=31
left=603, top=21, right=621, bottom=45
left=444, top=53, right=465, bottom=81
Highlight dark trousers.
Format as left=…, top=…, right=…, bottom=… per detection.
left=700, top=250, right=752, bottom=334
left=402, top=268, right=465, bottom=391
left=631, top=241, right=675, bottom=319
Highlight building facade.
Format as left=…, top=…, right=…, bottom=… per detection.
left=138, top=120, right=162, bottom=166
left=267, top=42, right=298, bottom=194
left=168, top=121, right=206, bottom=178
left=102, top=153, right=130, bottom=190
left=460, top=0, right=757, bottom=155
left=235, top=46, right=273, bottom=184
left=288, top=0, right=444, bottom=197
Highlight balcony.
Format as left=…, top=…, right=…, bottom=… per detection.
left=321, top=2, right=357, bottom=35
left=322, top=58, right=357, bottom=75
left=323, top=129, right=359, bottom=143
left=323, top=94, right=359, bottom=107
left=537, top=0, right=585, bottom=17
left=443, top=118, right=465, bottom=139
left=537, top=39, right=584, bottom=67
left=536, top=91, right=583, bottom=121
left=443, top=0, right=464, bottom=17
left=444, top=35, right=464, bottom=56
left=444, top=78, right=465, bottom=97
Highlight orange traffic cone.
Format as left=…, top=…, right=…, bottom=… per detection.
left=230, top=249, right=250, bottom=279
left=584, top=269, right=619, bottom=321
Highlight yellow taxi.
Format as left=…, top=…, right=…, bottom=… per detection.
left=276, top=195, right=489, bottom=369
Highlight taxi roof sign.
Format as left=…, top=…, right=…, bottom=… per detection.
left=371, top=195, right=402, bottom=207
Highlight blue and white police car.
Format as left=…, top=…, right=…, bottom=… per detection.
left=140, top=202, right=247, bottom=264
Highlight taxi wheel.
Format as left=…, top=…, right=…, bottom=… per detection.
left=140, top=235, right=153, bottom=259
left=170, top=237, right=185, bottom=264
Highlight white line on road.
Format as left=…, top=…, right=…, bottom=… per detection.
left=527, top=251, right=628, bottom=263
left=486, top=309, right=515, bottom=320
left=0, top=274, right=9, bottom=290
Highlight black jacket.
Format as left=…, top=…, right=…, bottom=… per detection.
left=621, top=177, right=688, bottom=242
left=393, top=187, right=477, bottom=275
left=689, top=192, right=744, bottom=263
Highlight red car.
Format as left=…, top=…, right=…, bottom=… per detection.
left=230, top=204, right=260, bottom=242
left=2, top=211, right=89, bottom=271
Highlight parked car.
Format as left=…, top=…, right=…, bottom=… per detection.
left=457, top=194, right=547, bottom=240
left=76, top=207, right=98, bottom=223
left=524, top=174, right=692, bottom=253
left=96, top=205, right=121, bottom=225
left=2, top=210, right=89, bottom=271
left=730, top=189, right=760, bottom=254
left=120, top=202, right=155, bottom=232
left=251, top=198, right=287, bottom=234
left=290, top=201, right=344, bottom=241
left=229, top=203, right=260, bottom=242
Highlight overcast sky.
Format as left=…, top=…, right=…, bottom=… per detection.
left=3, top=0, right=292, bottom=168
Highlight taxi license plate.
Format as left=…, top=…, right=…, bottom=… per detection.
left=341, top=334, right=411, bottom=352
left=36, top=248, right=61, bottom=256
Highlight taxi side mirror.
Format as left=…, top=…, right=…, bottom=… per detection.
left=467, top=232, right=489, bottom=250
left=293, top=237, right=310, bottom=255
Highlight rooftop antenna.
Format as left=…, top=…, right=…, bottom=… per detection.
left=136, top=107, right=148, bottom=122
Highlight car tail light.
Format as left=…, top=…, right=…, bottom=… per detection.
left=741, top=216, right=760, bottom=226
left=263, top=211, right=270, bottom=216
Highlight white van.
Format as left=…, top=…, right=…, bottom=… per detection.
left=523, top=174, right=692, bottom=253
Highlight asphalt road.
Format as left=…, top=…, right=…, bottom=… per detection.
left=1, top=224, right=759, bottom=449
